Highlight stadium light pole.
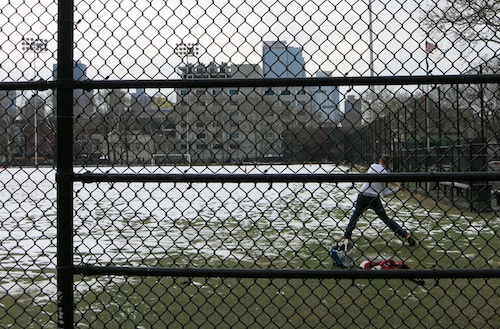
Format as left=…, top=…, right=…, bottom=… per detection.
left=368, top=0, right=374, bottom=79
left=364, top=0, right=375, bottom=126
left=174, top=42, right=199, bottom=164
left=21, top=36, right=48, bottom=166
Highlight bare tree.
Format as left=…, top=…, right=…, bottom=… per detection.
left=0, top=91, right=17, bottom=163
left=420, top=0, right=500, bottom=52
left=94, top=89, right=130, bottom=164
left=462, top=60, right=500, bottom=145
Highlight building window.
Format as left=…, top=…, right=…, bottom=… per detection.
left=197, top=133, right=206, bottom=139
left=213, top=143, right=223, bottom=149
left=231, top=132, right=240, bottom=139
left=196, top=143, right=207, bottom=150
left=229, top=143, right=239, bottom=150
left=180, top=144, right=188, bottom=150
left=195, top=122, right=204, bottom=128
left=229, top=89, right=239, bottom=95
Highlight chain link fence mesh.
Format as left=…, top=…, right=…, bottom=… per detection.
left=0, top=0, right=499, bottom=328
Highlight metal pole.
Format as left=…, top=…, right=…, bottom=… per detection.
left=479, top=65, right=485, bottom=142
left=455, top=83, right=460, bottom=173
left=56, top=0, right=75, bottom=327
left=33, top=55, right=38, bottom=166
left=21, top=37, right=48, bottom=166
left=425, top=42, right=433, bottom=192
left=175, top=42, right=199, bottom=165
left=425, top=55, right=430, bottom=165
left=368, top=0, right=374, bottom=79
left=367, top=0, right=375, bottom=125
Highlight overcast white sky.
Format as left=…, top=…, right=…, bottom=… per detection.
left=0, top=0, right=495, bottom=93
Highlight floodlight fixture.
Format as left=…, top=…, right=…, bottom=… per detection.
left=21, top=37, right=49, bottom=53
left=175, top=42, right=200, bottom=58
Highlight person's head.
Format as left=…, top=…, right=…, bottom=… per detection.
left=379, top=155, right=391, bottom=168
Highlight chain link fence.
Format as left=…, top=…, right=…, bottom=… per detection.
left=0, top=0, right=499, bottom=328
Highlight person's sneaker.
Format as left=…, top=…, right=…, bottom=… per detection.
left=405, top=233, right=416, bottom=246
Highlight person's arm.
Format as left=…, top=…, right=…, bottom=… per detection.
left=381, top=182, right=402, bottom=197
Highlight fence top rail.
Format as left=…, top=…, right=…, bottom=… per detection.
left=77, top=265, right=500, bottom=280
left=76, top=74, right=500, bottom=89
left=1, top=74, right=500, bottom=91
left=72, top=171, right=500, bottom=184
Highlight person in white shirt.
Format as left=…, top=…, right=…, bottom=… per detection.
left=343, top=155, right=416, bottom=246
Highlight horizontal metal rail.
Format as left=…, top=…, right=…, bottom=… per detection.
left=1, top=74, right=500, bottom=91
left=77, top=265, right=500, bottom=280
left=76, top=74, right=500, bottom=89
left=74, top=172, right=500, bottom=184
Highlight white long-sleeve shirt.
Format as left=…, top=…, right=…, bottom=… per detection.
left=359, top=163, right=401, bottom=197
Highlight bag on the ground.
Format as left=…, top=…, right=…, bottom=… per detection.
left=360, top=259, right=425, bottom=286
left=359, top=259, right=410, bottom=270
left=329, top=239, right=356, bottom=268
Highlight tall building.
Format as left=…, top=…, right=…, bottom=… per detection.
left=130, top=88, right=151, bottom=113
left=171, top=61, right=316, bottom=163
left=262, top=40, right=305, bottom=78
left=343, top=95, right=362, bottom=128
left=311, top=70, right=340, bottom=124
left=261, top=40, right=310, bottom=112
left=229, top=63, right=264, bottom=96
left=53, top=60, right=88, bottom=82
left=53, top=60, right=94, bottom=117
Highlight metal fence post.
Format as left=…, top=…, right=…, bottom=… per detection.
left=56, top=0, right=75, bottom=328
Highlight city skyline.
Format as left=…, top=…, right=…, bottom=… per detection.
left=1, top=0, right=493, bottom=87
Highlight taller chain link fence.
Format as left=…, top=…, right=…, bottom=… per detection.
left=0, top=1, right=499, bottom=328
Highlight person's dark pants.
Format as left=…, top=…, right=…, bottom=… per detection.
left=344, top=194, right=407, bottom=239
